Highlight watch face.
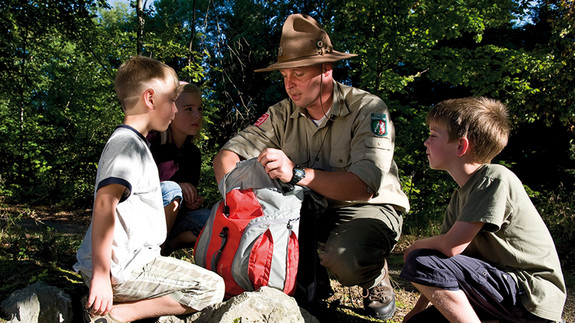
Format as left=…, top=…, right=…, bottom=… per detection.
left=291, top=166, right=305, bottom=184
left=294, top=167, right=305, bottom=178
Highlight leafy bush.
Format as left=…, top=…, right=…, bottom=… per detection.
left=531, top=184, right=575, bottom=271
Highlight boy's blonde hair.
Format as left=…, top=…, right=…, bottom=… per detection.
left=426, top=97, right=511, bottom=163
left=114, top=55, right=178, bottom=110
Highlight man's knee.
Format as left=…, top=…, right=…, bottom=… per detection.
left=319, top=228, right=388, bottom=287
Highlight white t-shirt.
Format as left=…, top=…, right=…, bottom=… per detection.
left=74, top=125, right=166, bottom=284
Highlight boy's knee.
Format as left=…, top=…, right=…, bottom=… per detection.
left=406, top=248, right=432, bottom=263
left=203, top=271, right=225, bottom=305
left=404, top=249, right=443, bottom=270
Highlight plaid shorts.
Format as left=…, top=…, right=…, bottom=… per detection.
left=400, top=249, right=552, bottom=323
left=111, top=256, right=224, bottom=311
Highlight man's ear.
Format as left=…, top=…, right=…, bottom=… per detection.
left=457, top=137, right=470, bottom=157
left=321, top=63, right=332, bottom=76
left=143, top=88, right=155, bottom=109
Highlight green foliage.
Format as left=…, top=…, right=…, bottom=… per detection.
left=0, top=0, right=122, bottom=206
left=532, top=184, right=575, bottom=269
left=0, top=3, right=573, bottom=321
left=197, top=145, right=221, bottom=207
left=0, top=0, right=573, bottom=262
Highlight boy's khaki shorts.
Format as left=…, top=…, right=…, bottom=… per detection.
left=83, top=256, right=224, bottom=311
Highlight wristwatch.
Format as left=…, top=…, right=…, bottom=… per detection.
left=289, top=166, right=306, bottom=185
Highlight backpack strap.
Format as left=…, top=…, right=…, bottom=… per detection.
left=211, top=227, right=229, bottom=272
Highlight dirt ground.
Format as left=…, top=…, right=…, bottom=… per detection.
left=2, top=204, right=574, bottom=322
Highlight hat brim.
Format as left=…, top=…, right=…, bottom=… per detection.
left=254, top=51, right=357, bottom=72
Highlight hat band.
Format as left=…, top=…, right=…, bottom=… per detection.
left=278, top=46, right=333, bottom=63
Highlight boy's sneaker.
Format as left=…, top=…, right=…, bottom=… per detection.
left=81, top=295, right=128, bottom=323
left=83, top=310, right=128, bottom=323
left=362, top=260, right=396, bottom=320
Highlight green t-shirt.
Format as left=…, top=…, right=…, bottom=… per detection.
left=442, top=164, right=566, bottom=321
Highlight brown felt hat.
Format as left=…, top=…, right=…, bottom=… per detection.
left=254, top=14, right=357, bottom=72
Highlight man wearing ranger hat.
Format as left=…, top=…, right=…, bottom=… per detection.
left=213, top=13, right=409, bottom=320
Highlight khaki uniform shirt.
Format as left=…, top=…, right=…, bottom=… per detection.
left=442, top=164, right=566, bottom=321
left=222, top=82, right=409, bottom=213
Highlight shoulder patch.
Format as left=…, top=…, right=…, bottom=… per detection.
left=371, top=113, right=388, bottom=137
left=254, top=113, right=269, bottom=127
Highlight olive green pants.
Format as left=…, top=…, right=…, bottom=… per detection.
left=316, top=204, right=402, bottom=289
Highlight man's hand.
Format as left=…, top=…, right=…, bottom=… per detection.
left=257, top=148, right=294, bottom=183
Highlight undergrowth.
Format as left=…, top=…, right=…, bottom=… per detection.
left=1, top=186, right=574, bottom=322
left=0, top=208, right=83, bottom=303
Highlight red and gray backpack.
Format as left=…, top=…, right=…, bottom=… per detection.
left=194, top=158, right=304, bottom=299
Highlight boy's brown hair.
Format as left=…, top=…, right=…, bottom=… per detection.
left=426, top=97, right=511, bottom=163
left=114, top=55, right=178, bottom=110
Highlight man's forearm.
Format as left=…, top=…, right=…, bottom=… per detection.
left=302, top=169, right=373, bottom=201
left=213, top=149, right=241, bottom=184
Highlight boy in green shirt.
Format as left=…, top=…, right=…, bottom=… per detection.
left=400, top=97, right=566, bottom=322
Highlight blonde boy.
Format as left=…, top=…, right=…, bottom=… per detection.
left=74, top=56, right=224, bottom=323
left=400, top=97, right=566, bottom=322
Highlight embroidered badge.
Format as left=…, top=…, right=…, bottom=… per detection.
left=254, top=113, right=269, bottom=127
left=371, top=113, right=388, bottom=137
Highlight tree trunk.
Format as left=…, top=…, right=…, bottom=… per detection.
left=136, top=0, right=145, bottom=55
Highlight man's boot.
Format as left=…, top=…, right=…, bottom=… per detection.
left=363, top=259, right=396, bottom=320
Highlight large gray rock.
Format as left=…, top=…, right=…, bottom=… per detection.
left=1, top=283, right=319, bottom=323
left=1, top=280, right=73, bottom=323
left=158, top=286, right=319, bottom=323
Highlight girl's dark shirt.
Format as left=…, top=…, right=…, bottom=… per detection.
left=147, top=131, right=201, bottom=186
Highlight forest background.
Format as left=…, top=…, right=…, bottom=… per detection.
left=0, top=0, right=574, bottom=320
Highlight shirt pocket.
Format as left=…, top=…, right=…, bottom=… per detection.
left=365, top=137, right=392, bottom=151
left=363, top=137, right=393, bottom=171
left=284, top=147, right=310, bottom=166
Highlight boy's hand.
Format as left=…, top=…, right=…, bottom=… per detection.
left=87, top=275, right=113, bottom=316
left=403, top=221, right=484, bottom=263
left=403, top=243, right=417, bottom=263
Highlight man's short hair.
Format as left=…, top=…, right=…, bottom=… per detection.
left=114, top=55, right=178, bottom=110
left=426, top=97, right=511, bottom=163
